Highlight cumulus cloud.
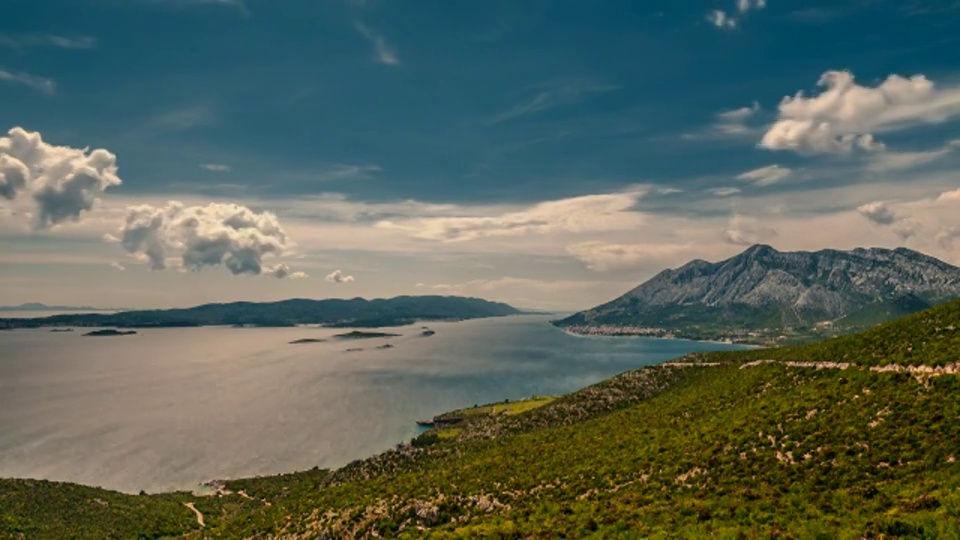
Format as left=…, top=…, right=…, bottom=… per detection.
left=566, top=241, right=693, bottom=272
left=268, top=263, right=308, bottom=279
left=721, top=214, right=778, bottom=246
left=377, top=191, right=647, bottom=242
left=736, top=164, right=791, bottom=186
left=737, top=0, right=766, bottom=12
left=0, top=69, right=56, bottom=95
left=760, top=71, right=960, bottom=155
left=707, top=10, right=737, bottom=28
left=857, top=201, right=898, bottom=225
left=118, top=201, right=303, bottom=277
left=325, top=269, right=355, bottom=283
left=0, top=127, right=121, bottom=228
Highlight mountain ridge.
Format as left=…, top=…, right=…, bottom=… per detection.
left=556, top=244, right=960, bottom=343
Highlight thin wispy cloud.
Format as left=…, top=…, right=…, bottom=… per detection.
left=355, top=22, right=400, bottom=66
left=147, top=106, right=214, bottom=131
left=0, top=33, right=97, bottom=50
left=200, top=163, right=231, bottom=172
left=149, top=0, right=250, bottom=16
left=0, top=69, right=56, bottom=95
left=488, top=80, right=618, bottom=125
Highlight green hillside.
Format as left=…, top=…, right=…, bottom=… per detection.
left=3, top=299, right=960, bottom=538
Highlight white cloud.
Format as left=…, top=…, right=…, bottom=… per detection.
left=737, top=0, right=766, bottom=13
left=714, top=101, right=760, bottom=134
left=325, top=269, right=355, bottom=283
left=376, top=191, right=647, bottom=242
left=938, top=188, right=960, bottom=202
left=110, top=261, right=126, bottom=271
left=0, top=33, right=97, bottom=50
left=0, top=69, right=56, bottom=95
left=354, top=22, right=399, bottom=66
left=857, top=201, right=898, bottom=225
left=761, top=71, right=960, bottom=155
left=200, top=163, right=230, bottom=172
left=867, top=140, right=960, bottom=171
left=0, top=127, right=121, bottom=228
left=118, top=201, right=303, bottom=277
left=722, top=214, right=777, bottom=246
left=707, top=10, right=737, bottom=28
left=269, top=263, right=308, bottom=279
left=736, top=165, right=791, bottom=186
left=709, top=187, right=742, bottom=197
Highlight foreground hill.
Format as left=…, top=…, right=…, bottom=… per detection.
left=2, top=298, right=959, bottom=538
left=556, top=244, right=960, bottom=343
left=0, top=295, right=520, bottom=329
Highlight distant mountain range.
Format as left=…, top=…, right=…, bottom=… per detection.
left=555, top=244, right=960, bottom=343
left=0, top=303, right=112, bottom=312
left=0, top=296, right=520, bottom=329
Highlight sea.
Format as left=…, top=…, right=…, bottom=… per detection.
left=0, top=315, right=744, bottom=493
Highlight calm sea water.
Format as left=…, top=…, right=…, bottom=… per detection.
left=0, top=316, right=743, bottom=493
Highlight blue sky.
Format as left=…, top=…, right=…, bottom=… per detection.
left=3, top=0, right=960, bottom=309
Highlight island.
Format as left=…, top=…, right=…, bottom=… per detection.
left=82, top=329, right=138, bottom=337
left=0, top=296, right=520, bottom=330
left=333, top=331, right=401, bottom=340
left=288, top=338, right=327, bottom=345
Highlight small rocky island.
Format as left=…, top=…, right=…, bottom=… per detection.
left=83, top=329, right=138, bottom=337
left=289, top=338, right=327, bottom=345
left=333, top=331, right=401, bottom=340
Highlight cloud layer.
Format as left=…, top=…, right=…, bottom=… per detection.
left=0, top=127, right=121, bottom=228
left=377, top=191, right=646, bottom=242
left=119, top=201, right=303, bottom=277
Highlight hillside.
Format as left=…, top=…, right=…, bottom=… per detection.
left=0, top=296, right=520, bottom=329
left=555, top=244, right=960, bottom=343
left=3, top=298, right=960, bottom=538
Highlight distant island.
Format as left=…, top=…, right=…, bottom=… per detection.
left=82, top=329, right=138, bottom=337
left=0, top=296, right=520, bottom=330
left=289, top=338, right=327, bottom=345
left=333, top=331, right=401, bottom=340
left=555, top=244, right=960, bottom=345
left=0, top=302, right=114, bottom=312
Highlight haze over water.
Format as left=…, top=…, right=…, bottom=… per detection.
left=0, top=316, right=742, bottom=493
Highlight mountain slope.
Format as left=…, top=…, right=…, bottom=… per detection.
left=3, top=298, right=960, bottom=538
left=556, top=244, right=960, bottom=342
left=0, top=296, right=520, bottom=329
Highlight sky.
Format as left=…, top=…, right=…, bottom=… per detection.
left=3, top=0, right=960, bottom=310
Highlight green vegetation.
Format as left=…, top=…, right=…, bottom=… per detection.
left=4, top=299, right=960, bottom=538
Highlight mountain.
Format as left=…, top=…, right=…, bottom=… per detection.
left=556, top=244, right=960, bottom=343
left=0, top=296, right=520, bottom=329
left=4, top=297, right=960, bottom=538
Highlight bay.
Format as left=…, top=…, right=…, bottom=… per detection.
left=0, top=315, right=743, bottom=493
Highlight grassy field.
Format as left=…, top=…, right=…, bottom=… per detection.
left=3, top=299, right=960, bottom=538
